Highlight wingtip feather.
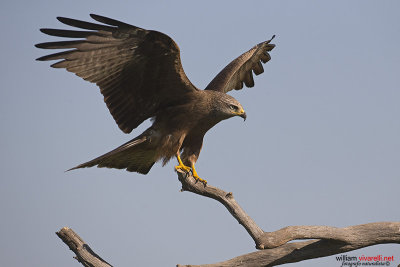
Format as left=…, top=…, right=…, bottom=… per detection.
left=89, top=14, right=133, bottom=28
left=35, top=55, right=45, bottom=61
left=56, top=16, right=67, bottom=23
left=35, top=42, right=45, bottom=49
left=89, top=14, right=101, bottom=20
left=65, top=162, right=87, bottom=172
left=65, top=166, right=77, bottom=172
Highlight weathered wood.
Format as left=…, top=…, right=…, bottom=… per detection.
left=177, top=170, right=265, bottom=248
left=176, top=222, right=400, bottom=267
left=56, top=227, right=112, bottom=267
left=56, top=172, right=400, bottom=266
left=176, top=170, right=400, bottom=266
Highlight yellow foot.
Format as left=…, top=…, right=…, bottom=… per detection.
left=175, top=164, right=191, bottom=173
left=175, top=153, right=192, bottom=173
left=175, top=153, right=207, bottom=185
left=193, top=173, right=207, bottom=185
left=192, top=167, right=207, bottom=185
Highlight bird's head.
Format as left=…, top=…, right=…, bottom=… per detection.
left=213, top=93, right=246, bottom=121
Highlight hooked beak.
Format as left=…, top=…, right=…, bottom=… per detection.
left=232, top=107, right=246, bottom=121
left=240, top=111, right=247, bottom=121
left=237, top=108, right=247, bottom=121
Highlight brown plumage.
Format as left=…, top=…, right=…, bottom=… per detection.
left=36, top=14, right=275, bottom=183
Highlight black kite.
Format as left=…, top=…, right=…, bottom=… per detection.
left=36, top=14, right=275, bottom=184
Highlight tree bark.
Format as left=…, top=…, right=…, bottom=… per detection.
left=176, top=222, right=400, bottom=267
left=56, top=171, right=400, bottom=266
left=175, top=170, right=400, bottom=266
left=177, top=170, right=400, bottom=249
left=56, top=227, right=112, bottom=267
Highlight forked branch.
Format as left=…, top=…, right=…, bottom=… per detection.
left=176, top=223, right=400, bottom=267
left=56, top=172, right=400, bottom=267
left=177, top=170, right=400, bottom=248
left=176, top=170, right=400, bottom=266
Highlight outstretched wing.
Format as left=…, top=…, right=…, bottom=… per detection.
left=36, top=14, right=197, bottom=133
left=205, top=36, right=275, bottom=93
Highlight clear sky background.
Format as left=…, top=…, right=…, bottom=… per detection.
left=1, top=1, right=399, bottom=266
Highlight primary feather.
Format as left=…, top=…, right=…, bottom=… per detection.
left=36, top=14, right=275, bottom=177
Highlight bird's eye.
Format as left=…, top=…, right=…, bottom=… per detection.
left=229, top=105, right=238, bottom=111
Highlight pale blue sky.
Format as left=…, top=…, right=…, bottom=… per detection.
left=1, top=1, right=399, bottom=266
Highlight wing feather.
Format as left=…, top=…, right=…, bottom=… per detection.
left=56, top=16, right=116, bottom=31
left=205, top=36, right=275, bottom=93
left=36, top=14, right=197, bottom=133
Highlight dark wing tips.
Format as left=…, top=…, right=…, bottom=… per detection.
left=263, top=34, right=276, bottom=52
left=39, top=28, right=93, bottom=38
left=265, top=34, right=275, bottom=46
left=56, top=16, right=114, bottom=31
left=253, top=61, right=264, bottom=75
left=259, top=36, right=276, bottom=64
left=34, top=43, right=44, bottom=50
left=260, top=52, right=271, bottom=63
left=205, top=35, right=276, bottom=93
left=244, top=72, right=255, bottom=87
left=35, top=14, right=119, bottom=61
left=243, top=36, right=275, bottom=85
left=90, top=14, right=134, bottom=28
left=35, top=40, right=85, bottom=49
left=269, top=34, right=276, bottom=42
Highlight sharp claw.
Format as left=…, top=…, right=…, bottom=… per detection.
left=193, top=175, right=207, bottom=185
left=175, top=165, right=191, bottom=173
left=175, top=154, right=207, bottom=185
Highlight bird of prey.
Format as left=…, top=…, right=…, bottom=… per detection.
left=36, top=14, right=275, bottom=184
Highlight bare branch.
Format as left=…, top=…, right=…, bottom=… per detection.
left=56, top=227, right=112, bottom=267
left=176, top=170, right=400, bottom=266
left=56, top=172, right=399, bottom=267
left=177, top=169, right=265, bottom=247
left=177, top=222, right=400, bottom=267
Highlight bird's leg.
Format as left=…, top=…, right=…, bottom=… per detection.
left=191, top=163, right=207, bottom=185
left=175, top=153, right=191, bottom=173
left=175, top=153, right=207, bottom=185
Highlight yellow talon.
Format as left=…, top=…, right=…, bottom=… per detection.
left=175, top=164, right=191, bottom=172
left=175, top=154, right=207, bottom=185
left=175, top=154, right=191, bottom=173
left=191, top=163, right=207, bottom=185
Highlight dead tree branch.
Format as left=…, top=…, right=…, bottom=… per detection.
left=176, top=170, right=400, bottom=266
left=56, top=171, right=400, bottom=266
left=56, top=227, right=112, bottom=267
left=176, top=222, right=400, bottom=267
left=177, top=170, right=266, bottom=248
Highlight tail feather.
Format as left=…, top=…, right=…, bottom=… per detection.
left=67, top=135, right=156, bottom=174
